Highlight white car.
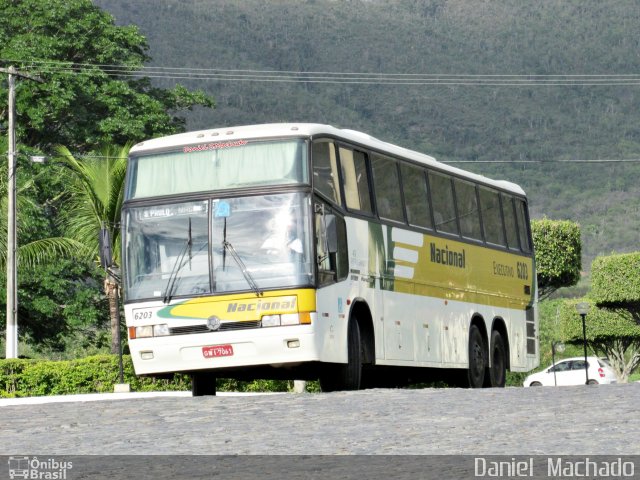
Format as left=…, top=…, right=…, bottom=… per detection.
left=523, top=356, right=617, bottom=387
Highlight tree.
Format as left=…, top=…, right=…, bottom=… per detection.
left=0, top=0, right=214, bottom=353
left=531, top=219, right=582, bottom=299
left=585, top=252, right=640, bottom=381
left=55, top=144, right=128, bottom=354
left=0, top=0, right=214, bottom=152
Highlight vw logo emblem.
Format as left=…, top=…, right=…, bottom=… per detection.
left=207, top=316, right=221, bottom=331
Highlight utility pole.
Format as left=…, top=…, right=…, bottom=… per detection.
left=1, top=66, right=43, bottom=359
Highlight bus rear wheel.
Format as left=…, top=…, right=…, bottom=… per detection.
left=467, top=324, right=487, bottom=388
left=487, top=330, right=507, bottom=388
left=192, top=372, right=217, bottom=396
left=319, top=319, right=362, bottom=392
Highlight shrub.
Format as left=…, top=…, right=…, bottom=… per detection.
left=0, top=355, right=189, bottom=397
left=531, top=219, right=582, bottom=298
left=591, top=252, right=640, bottom=308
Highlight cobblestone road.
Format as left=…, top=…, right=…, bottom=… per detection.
left=1, top=383, right=638, bottom=456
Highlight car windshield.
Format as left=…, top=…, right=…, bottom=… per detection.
left=123, top=193, right=313, bottom=301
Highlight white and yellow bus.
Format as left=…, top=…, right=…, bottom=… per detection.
left=121, top=123, right=538, bottom=395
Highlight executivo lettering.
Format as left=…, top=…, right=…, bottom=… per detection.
left=430, top=243, right=466, bottom=269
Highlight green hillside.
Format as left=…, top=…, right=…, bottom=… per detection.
left=95, top=0, right=640, bottom=269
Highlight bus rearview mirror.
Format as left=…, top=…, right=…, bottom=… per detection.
left=325, top=214, right=338, bottom=254
left=99, top=228, right=113, bottom=268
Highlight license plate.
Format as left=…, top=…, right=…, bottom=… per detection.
left=202, top=344, right=234, bottom=358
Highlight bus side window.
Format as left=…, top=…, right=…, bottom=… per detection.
left=371, top=154, right=404, bottom=223
left=401, top=164, right=433, bottom=230
left=429, top=171, right=458, bottom=235
left=515, top=199, right=532, bottom=253
left=339, top=147, right=373, bottom=214
left=502, top=194, right=520, bottom=251
left=479, top=187, right=506, bottom=247
left=454, top=179, right=482, bottom=241
left=312, top=141, right=342, bottom=205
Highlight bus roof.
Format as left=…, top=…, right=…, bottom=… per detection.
left=130, top=123, right=526, bottom=196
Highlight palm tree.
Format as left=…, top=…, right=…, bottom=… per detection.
left=0, top=173, right=84, bottom=271
left=55, top=144, right=130, bottom=354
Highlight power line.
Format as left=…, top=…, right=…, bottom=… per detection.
left=3, top=59, right=640, bottom=86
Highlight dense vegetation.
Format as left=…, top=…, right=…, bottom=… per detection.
left=0, top=0, right=213, bottom=355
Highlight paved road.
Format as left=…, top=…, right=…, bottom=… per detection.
left=1, top=383, right=638, bottom=456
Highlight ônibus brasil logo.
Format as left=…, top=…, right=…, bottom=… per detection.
left=8, top=456, right=73, bottom=479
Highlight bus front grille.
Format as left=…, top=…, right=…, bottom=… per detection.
left=169, top=320, right=261, bottom=335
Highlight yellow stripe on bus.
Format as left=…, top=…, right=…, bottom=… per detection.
left=157, top=289, right=317, bottom=322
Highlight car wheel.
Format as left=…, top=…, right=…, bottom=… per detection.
left=587, top=379, right=598, bottom=385
left=530, top=381, right=542, bottom=387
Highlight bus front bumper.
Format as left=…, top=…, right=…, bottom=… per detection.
left=128, top=324, right=322, bottom=376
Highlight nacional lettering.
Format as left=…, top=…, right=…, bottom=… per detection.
left=430, top=243, right=466, bottom=269
left=227, top=297, right=297, bottom=313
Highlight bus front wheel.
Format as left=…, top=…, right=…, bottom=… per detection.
left=319, top=319, right=362, bottom=392
left=192, top=372, right=217, bottom=396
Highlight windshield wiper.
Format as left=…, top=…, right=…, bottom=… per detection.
left=163, top=218, right=192, bottom=304
left=223, top=240, right=263, bottom=297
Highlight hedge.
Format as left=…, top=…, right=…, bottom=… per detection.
left=591, top=252, right=640, bottom=307
left=558, top=299, right=640, bottom=342
left=0, top=355, right=191, bottom=397
left=0, top=355, right=303, bottom=397
left=531, top=219, right=581, bottom=294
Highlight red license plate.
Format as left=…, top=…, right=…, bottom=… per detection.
left=202, top=344, right=234, bottom=358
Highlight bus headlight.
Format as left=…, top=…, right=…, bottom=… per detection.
left=153, top=324, right=170, bottom=337
left=135, top=326, right=153, bottom=338
left=261, top=313, right=313, bottom=327
left=261, top=315, right=281, bottom=327
left=132, top=324, right=169, bottom=339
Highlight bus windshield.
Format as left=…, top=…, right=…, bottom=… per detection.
left=123, top=192, right=313, bottom=301
left=126, top=139, right=308, bottom=200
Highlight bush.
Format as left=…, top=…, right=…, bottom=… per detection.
left=0, top=355, right=189, bottom=397
left=558, top=299, right=640, bottom=341
left=0, top=355, right=310, bottom=397
left=591, top=252, right=640, bottom=307
left=531, top=219, right=582, bottom=297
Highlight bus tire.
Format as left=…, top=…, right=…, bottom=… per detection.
left=192, top=372, right=217, bottom=396
left=467, top=324, right=486, bottom=388
left=487, top=330, right=507, bottom=388
left=319, top=319, right=362, bottom=392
